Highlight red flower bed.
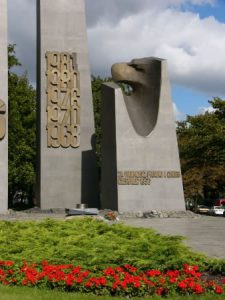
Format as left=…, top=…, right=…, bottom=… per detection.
left=0, top=261, right=224, bottom=297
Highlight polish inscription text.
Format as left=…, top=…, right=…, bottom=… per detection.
left=118, top=170, right=181, bottom=185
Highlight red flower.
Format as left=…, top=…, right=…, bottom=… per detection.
left=115, top=267, right=124, bottom=273
left=215, top=286, right=223, bottom=294
left=22, top=279, right=29, bottom=286
left=5, top=261, right=13, bottom=267
left=82, top=270, right=90, bottom=277
left=71, top=266, right=81, bottom=274
left=207, top=280, right=215, bottom=287
left=85, top=281, right=92, bottom=288
left=112, top=280, right=121, bottom=289
left=158, top=278, right=165, bottom=284
left=37, top=271, right=46, bottom=280
left=167, top=270, right=180, bottom=278
left=0, top=269, right=5, bottom=276
left=178, top=281, right=187, bottom=289
left=156, top=287, right=164, bottom=295
left=99, top=276, right=107, bottom=285
left=76, top=277, right=83, bottom=284
left=146, top=270, right=161, bottom=277
left=143, top=277, right=155, bottom=287
left=66, top=274, right=75, bottom=286
left=169, top=277, right=177, bottom=283
left=187, top=281, right=196, bottom=289
left=192, top=283, right=204, bottom=294
left=133, top=281, right=141, bottom=288
left=104, top=267, right=115, bottom=276
left=124, top=264, right=137, bottom=273
left=183, top=264, right=201, bottom=277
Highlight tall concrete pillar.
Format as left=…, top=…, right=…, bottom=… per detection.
left=37, top=0, right=99, bottom=209
left=0, top=0, right=8, bottom=212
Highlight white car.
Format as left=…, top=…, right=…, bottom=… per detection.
left=208, top=206, right=225, bottom=216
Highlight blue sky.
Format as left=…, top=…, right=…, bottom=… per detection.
left=8, top=0, right=225, bottom=120
left=172, top=85, right=215, bottom=118
left=181, top=0, right=225, bottom=22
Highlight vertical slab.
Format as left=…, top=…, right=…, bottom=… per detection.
left=0, top=0, right=8, bottom=212
left=37, top=0, right=98, bottom=209
left=101, top=58, right=185, bottom=212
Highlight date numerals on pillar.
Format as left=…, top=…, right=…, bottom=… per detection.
left=0, top=99, right=6, bottom=140
left=46, top=51, right=80, bottom=148
left=47, top=124, right=80, bottom=148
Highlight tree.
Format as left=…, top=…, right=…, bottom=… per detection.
left=8, top=45, right=36, bottom=207
left=91, top=76, right=111, bottom=165
left=177, top=98, right=225, bottom=205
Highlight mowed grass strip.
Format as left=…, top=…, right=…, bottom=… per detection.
left=0, top=286, right=224, bottom=300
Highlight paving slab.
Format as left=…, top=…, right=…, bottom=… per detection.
left=122, top=216, right=225, bottom=259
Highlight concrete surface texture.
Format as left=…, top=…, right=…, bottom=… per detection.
left=123, top=216, right=225, bottom=259
left=101, top=58, right=185, bottom=212
left=37, top=0, right=99, bottom=209
left=0, top=0, right=8, bottom=213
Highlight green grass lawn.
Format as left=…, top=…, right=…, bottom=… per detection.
left=0, top=286, right=224, bottom=300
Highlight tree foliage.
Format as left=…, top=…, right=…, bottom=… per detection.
left=177, top=98, right=225, bottom=205
left=91, top=76, right=111, bottom=165
left=8, top=45, right=36, bottom=206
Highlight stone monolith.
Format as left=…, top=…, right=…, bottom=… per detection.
left=0, top=0, right=8, bottom=213
left=37, top=0, right=98, bottom=209
left=101, top=57, right=185, bottom=212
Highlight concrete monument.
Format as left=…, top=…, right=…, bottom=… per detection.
left=0, top=0, right=8, bottom=213
left=37, top=0, right=98, bottom=209
left=101, top=57, right=185, bottom=212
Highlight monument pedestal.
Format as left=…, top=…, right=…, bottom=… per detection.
left=101, top=58, right=185, bottom=212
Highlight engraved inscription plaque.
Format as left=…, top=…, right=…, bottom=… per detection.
left=117, top=171, right=151, bottom=185
left=117, top=170, right=181, bottom=185
left=46, top=51, right=80, bottom=148
left=0, top=99, right=6, bottom=140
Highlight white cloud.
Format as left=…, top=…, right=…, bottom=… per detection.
left=198, top=106, right=216, bottom=114
left=87, top=6, right=225, bottom=97
left=7, top=0, right=224, bottom=99
left=85, top=0, right=215, bottom=27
